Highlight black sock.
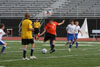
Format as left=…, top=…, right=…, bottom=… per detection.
left=23, top=49, right=26, bottom=58
left=51, top=45, right=55, bottom=50
left=31, top=48, right=34, bottom=56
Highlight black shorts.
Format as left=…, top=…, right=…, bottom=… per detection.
left=34, top=28, right=39, bottom=34
left=44, top=33, right=56, bottom=42
left=22, top=39, right=34, bottom=45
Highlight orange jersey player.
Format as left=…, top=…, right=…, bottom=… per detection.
left=40, top=19, right=65, bottom=53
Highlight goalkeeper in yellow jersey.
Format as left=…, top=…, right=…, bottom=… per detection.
left=33, top=19, right=40, bottom=40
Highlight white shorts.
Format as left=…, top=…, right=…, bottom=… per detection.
left=0, top=40, right=6, bottom=45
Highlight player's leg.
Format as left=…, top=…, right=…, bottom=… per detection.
left=50, top=40, right=56, bottom=53
left=72, top=34, right=76, bottom=45
left=74, top=34, right=78, bottom=48
left=23, top=45, right=28, bottom=58
left=22, top=39, right=29, bottom=60
left=44, top=33, right=50, bottom=42
left=49, top=34, right=56, bottom=53
left=34, top=34, right=37, bottom=40
left=34, top=28, right=39, bottom=40
left=36, top=33, right=40, bottom=40
left=0, top=40, right=7, bottom=54
left=68, top=34, right=74, bottom=52
left=67, top=34, right=72, bottom=48
left=30, top=39, right=36, bottom=59
left=75, top=39, right=78, bottom=48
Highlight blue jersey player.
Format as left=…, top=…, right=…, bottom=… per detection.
left=72, top=21, right=83, bottom=48
left=0, top=24, right=7, bottom=54
left=66, top=20, right=76, bottom=52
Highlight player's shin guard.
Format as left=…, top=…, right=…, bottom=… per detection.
left=72, top=41, right=75, bottom=45
left=76, top=42, right=78, bottom=48
left=23, top=48, right=27, bottom=58
left=69, top=44, right=72, bottom=48
left=51, top=45, right=55, bottom=50
left=0, top=46, right=6, bottom=53
left=50, top=40, right=55, bottom=50
left=31, top=48, right=34, bottom=56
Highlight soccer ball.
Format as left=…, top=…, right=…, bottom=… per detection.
left=41, top=48, right=47, bottom=54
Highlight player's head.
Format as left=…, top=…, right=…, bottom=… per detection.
left=49, top=19, right=54, bottom=24
left=70, top=20, right=74, bottom=25
left=75, top=21, right=79, bottom=26
left=0, top=24, right=5, bottom=30
left=36, top=18, right=38, bottom=22
left=25, top=13, right=30, bottom=19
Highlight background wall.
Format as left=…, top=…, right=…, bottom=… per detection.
left=0, top=18, right=100, bottom=37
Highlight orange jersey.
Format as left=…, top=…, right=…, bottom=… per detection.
left=45, top=22, right=58, bottom=35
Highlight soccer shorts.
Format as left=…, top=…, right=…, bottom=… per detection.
left=21, top=39, right=34, bottom=45
left=34, top=28, right=39, bottom=34
left=0, top=40, right=6, bottom=45
left=44, top=33, right=56, bottom=42
left=74, top=33, right=78, bottom=40
left=67, top=34, right=74, bottom=41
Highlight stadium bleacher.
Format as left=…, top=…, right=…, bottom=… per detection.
left=0, top=0, right=100, bottom=18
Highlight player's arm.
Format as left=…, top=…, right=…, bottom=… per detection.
left=66, top=26, right=69, bottom=34
left=28, top=22, right=34, bottom=31
left=58, top=20, right=65, bottom=26
left=0, top=32, right=2, bottom=34
left=28, top=28, right=34, bottom=31
left=39, top=23, right=41, bottom=32
left=40, top=29, right=46, bottom=36
left=79, top=30, right=83, bottom=36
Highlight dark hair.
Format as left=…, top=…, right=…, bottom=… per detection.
left=0, top=24, right=4, bottom=28
left=49, top=19, right=54, bottom=21
left=70, top=19, right=74, bottom=22
left=25, top=13, right=30, bottom=19
left=75, top=21, right=79, bottom=23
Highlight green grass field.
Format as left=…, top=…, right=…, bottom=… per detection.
left=0, top=40, right=100, bottom=67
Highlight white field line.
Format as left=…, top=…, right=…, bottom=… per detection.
left=19, top=48, right=41, bottom=50
left=43, top=44, right=95, bottom=46
left=5, top=47, right=99, bottom=53
left=0, top=53, right=100, bottom=62
left=4, top=41, right=100, bottom=44
left=0, top=66, right=5, bottom=67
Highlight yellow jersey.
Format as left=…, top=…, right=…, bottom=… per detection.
left=21, top=19, right=33, bottom=39
left=33, top=22, right=40, bottom=28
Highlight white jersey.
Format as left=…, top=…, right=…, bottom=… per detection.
left=66, top=24, right=76, bottom=34
left=75, top=26, right=81, bottom=34
left=0, top=29, right=5, bottom=40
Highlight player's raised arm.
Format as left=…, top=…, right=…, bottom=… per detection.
left=58, top=20, right=65, bottom=25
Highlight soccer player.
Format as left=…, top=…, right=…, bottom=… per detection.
left=21, top=13, right=36, bottom=60
left=66, top=20, right=76, bottom=52
left=40, top=19, right=65, bottom=53
left=0, top=24, right=7, bottom=54
left=72, top=21, right=83, bottom=48
left=33, top=19, right=40, bottom=40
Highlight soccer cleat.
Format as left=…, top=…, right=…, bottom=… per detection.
left=30, top=56, right=37, bottom=60
left=68, top=48, right=71, bottom=52
left=76, top=46, right=78, bottom=48
left=23, top=57, right=30, bottom=60
left=50, top=49, right=55, bottom=53
left=0, top=52, right=6, bottom=55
